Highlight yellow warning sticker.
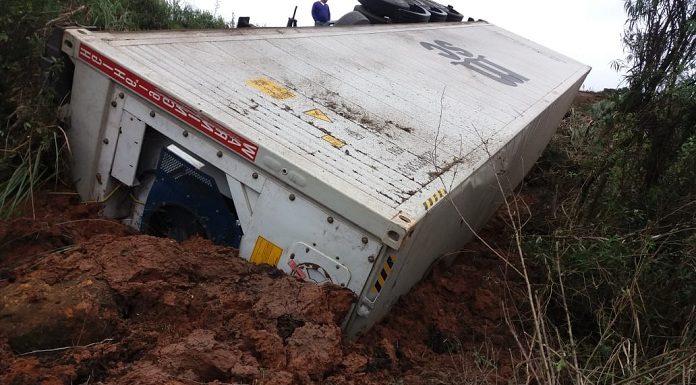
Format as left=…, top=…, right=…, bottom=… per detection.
left=422, top=188, right=447, bottom=211
left=371, top=255, right=397, bottom=294
left=250, top=236, right=283, bottom=267
left=304, top=108, right=332, bottom=122
left=246, top=78, right=295, bottom=100
left=322, top=134, right=346, bottom=149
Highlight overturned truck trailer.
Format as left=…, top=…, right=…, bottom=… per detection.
left=58, top=22, right=589, bottom=336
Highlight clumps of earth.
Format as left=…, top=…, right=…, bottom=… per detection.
left=0, top=194, right=518, bottom=385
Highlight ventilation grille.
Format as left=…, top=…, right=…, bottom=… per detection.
left=158, top=149, right=214, bottom=188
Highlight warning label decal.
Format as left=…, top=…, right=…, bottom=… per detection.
left=250, top=236, right=283, bottom=267
left=304, top=108, right=332, bottom=122
left=246, top=78, right=295, bottom=100
left=322, top=134, right=346, bottom=149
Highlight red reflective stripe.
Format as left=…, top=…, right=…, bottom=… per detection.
left=77, top=43, right=259, bottom=162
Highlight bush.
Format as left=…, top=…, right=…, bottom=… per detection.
left=511, top=87, right=696, bottom=383
left=0, top=0, right=229, bottom=217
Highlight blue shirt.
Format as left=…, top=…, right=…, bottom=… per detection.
left=312, top=1, right=331, bottom=23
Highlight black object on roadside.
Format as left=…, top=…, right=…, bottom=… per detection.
left=237, top=17, right=252, bottom=28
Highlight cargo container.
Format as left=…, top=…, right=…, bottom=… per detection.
left=56, top=22, right=590, bottom=336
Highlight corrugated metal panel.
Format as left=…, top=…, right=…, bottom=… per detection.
left=66, top=23, right=589, bottom=235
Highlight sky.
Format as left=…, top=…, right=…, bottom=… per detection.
left=187, top=0, right=627, bottom=91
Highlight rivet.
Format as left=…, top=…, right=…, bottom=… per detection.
left=252, top=172, right=258, bottom=179
left=368, top=255, right=375, bottom=263
left=118, top=92, right=124, bottom=99
left=361, top=237, right=368, bottom=244
left=289, top=194, right=295, bottom=201
left=290, top=253, right=295, bottom=259
left=182, top=131, right=189, bottom=137
left=335, top=265, right=340, bottom=270
left=111, top=101, right=117, bottom=107
left=327, top=216, right=334, bottom=224
left=216, top=150, right=223, bottom=158
left=102, top=138, right=109, bottom=144
left=149, top=111, right=155, bottom=117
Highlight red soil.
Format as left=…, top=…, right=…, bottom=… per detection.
left=0, top=192, right=520, bottom=385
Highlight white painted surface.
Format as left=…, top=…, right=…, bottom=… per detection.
left=111, top=111, right=146, bottom=186
left=189, top=0, right=624, bottom=91
left=65, top=23, right=589, bottom=247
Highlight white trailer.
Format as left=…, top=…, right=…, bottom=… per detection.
left=57, top=22, right=589, bottom=336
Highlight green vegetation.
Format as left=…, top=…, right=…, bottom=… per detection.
left=0, top=0, right=228, bottom=217
left=510, top=1, right=696, bottom=383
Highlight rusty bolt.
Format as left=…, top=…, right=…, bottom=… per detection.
left=252, top=172, right=258, bottom=179
left=361, top=236, right=368, bottom=244
left=327, top=216, right=334, bottom=224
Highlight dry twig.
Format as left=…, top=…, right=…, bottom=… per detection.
left=18, top=338, right=115, bottom=356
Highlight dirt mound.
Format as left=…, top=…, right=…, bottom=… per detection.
left=0, top=192, right=132, bottom=282
left=338, top=244, right=518, bottom=385
left=1, top=229, right=354, bottom=384
left=0, top=277, right=118, bottom=353
left=0, top=194, right=517, bottom=384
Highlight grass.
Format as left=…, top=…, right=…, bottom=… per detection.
left=0, top=129, right=60, bottom=219
left=505, top=98, right=696, bottom=385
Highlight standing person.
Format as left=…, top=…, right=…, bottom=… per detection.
left=311, top=0, right=330, bottom=26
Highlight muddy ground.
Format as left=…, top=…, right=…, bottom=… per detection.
left=0, top=192, right=525, bottom=385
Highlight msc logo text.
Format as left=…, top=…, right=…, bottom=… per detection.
left=420, top=40, right=529, bottom=87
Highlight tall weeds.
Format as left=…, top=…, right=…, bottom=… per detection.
left=501, top=97, right=696, bottom=384
left=492, top=2, right=696, bottom=381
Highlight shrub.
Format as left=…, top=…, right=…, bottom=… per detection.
left=0, top=0, right=229, bottom=217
